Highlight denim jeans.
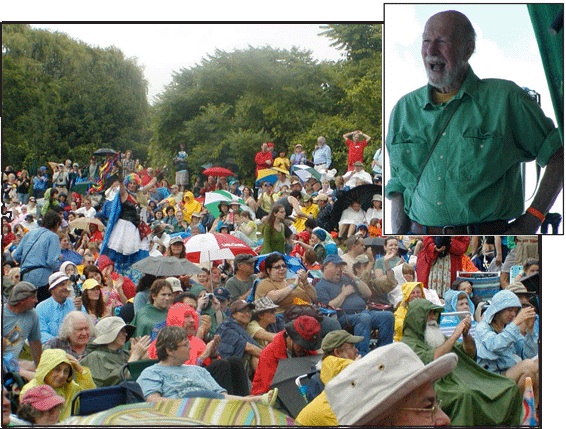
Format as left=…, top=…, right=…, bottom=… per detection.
left=338, top=310, right=394, bottom=356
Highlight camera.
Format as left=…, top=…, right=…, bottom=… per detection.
left=205, top=293, right=215, bottom=300
left=69, top=274, right=81, bottom=283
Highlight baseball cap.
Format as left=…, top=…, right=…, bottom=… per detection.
left=229, top=300, right=255, bottom=314
left=321, top=330, right=364, bottom=353
left=295, top=144, right=303, bottom=148
left=19, top=385, right=65, bottom=411
left=48, top=272, right=69, bottom=290
left=353, top=161, right=364, bottom=167
left=323, top=254, right=347, bottom=266
left=252, top=297, right=279, bottom=314
left=166, top=277, right=183, bottom=293
left=7, top=281, right=37, bottom=305
left=302, top=194, right=313, bottom=202
left=169, top=236, right=184, bottom=245
left=326, top=342, right=457, bottom=425
left=234, top=253, right=255, bottom=266
left=354, top=254, right=370, bottom=264
left=372, top=194, right=382, bottom=201
left=214, top=287, right=231, bottom=302
left=81, top=278, right=102, bottom=291
left=92, top=316, right=135, bottom=345
left=289, top=177, right=301, bottom=185
left=313, top=193, right=329, bottom=202
left=284, top=315, right=321, bottom=350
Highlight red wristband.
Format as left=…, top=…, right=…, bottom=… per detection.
left=526, top=207, right=545, bottom=223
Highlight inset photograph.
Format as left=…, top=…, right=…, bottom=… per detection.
left=382, top=3, right=563, bottom=235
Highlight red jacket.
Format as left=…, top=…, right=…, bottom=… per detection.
left=416, top=236, right=470, bottom=289
left=254, top=151, right=273, bottom=176
left=251, top=330, right=317, bottom=395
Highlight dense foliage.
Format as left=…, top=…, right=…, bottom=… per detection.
left=2, top=24, right=150, bottom=173
left=2, top=24, right=381, bottom=183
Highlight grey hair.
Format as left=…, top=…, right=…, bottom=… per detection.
left=317, top=136, right=326, bottom=145
left=58, top=311, right=95, bottom=340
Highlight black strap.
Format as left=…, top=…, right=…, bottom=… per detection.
left=414, top=97, right=463, bottom=189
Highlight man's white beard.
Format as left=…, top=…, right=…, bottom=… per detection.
left=424, top=320, right=446, bottom=349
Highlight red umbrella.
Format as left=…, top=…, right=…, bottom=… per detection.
left=202, top=166, right=235, bottom=177
left=183, top=232, right=257, bottom=264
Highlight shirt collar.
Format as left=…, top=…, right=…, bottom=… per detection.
left=422, top=66, right=479, bottom=109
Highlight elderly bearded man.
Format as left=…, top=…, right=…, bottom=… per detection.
left=385, top=10, right=563, bottom=235
left=401, top=298, right=522, bottom=426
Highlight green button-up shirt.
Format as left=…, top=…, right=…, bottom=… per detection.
left=385, top=67, right=561, bottom=226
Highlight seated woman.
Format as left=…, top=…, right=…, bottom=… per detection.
left=81, top=278, right=112, bottom=323
left=16, top=385, right=65, bottom=426
left=43, top=311, right=94, bottom=361
left=393, top=281, right=425, bottom=342
left=81, top=316, right=151, bottom=387
left=254, top=253, right=341, bottom=336
left=440, top=289, right=477, bottom=339
left=337, top=201, right=365, bottom=240
left=147, top=302, right=250, bottom=396
left=138, top=326, right=277, bottom=404
left=19, top=348, right=96, bottom=422
left=247, top=297, right=279, bottom=348
left=475, top=289, right=539, bottom=406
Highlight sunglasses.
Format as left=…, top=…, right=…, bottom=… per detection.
left=271, top=264, right=287, bottom=270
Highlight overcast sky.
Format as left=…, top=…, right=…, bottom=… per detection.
left=30, top=23, right=349, bottom=103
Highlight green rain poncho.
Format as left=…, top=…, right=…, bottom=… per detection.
left=401, top=298, right=522, bottom=426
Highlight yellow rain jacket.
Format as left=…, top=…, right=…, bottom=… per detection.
left=181, top=191, right=202, bottom=222
left=20, top=348, right=96, bottom=421
left=393, top=281, right=425, bottom=342
left=294, top=356, right=354, bottom=426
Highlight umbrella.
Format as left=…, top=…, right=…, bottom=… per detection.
left=253, top=252, right=306, bottom=276
left=202, top=166, right=235, bottom=177
left=131, top=256, right=202, bottom=276
left=63, top=397, right=295, bottom=426
left=332, top=184, right=382, bottom=226
left=291, top=165, right=321, bottom=183
left=70, top=180, right=96, bottom=195
left=68, top=217, right=106, bottom=232
left=204, top=190, right=249, bottom=218
left=270, top=355, right=321, bottom=418
left=93, top=148, right=117, bottom=156
left=255, top=168, right=281, bottom=186
left=363, top=237, right=408, bottom=255
left=184, top=233, right=257, bottom=264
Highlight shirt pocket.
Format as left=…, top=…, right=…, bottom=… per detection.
left=457, top=128, right=502, bottom=181
left=388, top=133, right=429, bottom=180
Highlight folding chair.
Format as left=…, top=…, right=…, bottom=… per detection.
left=71, top=385, right=130, bottom=416
left=120, top=358, right=159, bottom=381
left=457, top=271, right=501, bottom=301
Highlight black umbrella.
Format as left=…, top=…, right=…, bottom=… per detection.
left=332, top=184, right=382, bottom=226
left=131, top=256, right=202, bottom=277
left=93, top=148, right=117, bottom=156
left=270, top=355, right=321, bottom=418
left=363, top=237, right=408, bottom=255
left=519, top=272, right=539, bottom=294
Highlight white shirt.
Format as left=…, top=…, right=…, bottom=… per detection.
left=75, top=206, right=96, bottom=218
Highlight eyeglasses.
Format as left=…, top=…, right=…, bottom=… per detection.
left=271, top=264, right=287, bottom=270
left=400, top=400, right=443, bottom=423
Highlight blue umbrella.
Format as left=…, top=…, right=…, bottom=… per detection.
left=253, top=252, right=305, bottom=276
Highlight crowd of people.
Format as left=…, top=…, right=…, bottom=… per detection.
left=1, top=9, right=545, bottom=424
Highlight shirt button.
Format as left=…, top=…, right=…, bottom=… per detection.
left=437, top=201, right=442, bottom=205
left=438, top=177, right=442, bottom=180
left=439, top=155, right=444, bottom=159
left=406, top=149, right=410, bottom=153
left=442, top=132, right=447, bottom=136
left=480, top=144, right=484, bottom=148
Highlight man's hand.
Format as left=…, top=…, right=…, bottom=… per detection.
left=73, top=296, right=83, bottom=310
left=341, top=284, right=356, bottom=297
left=504, top=213, right=542, bottom=234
